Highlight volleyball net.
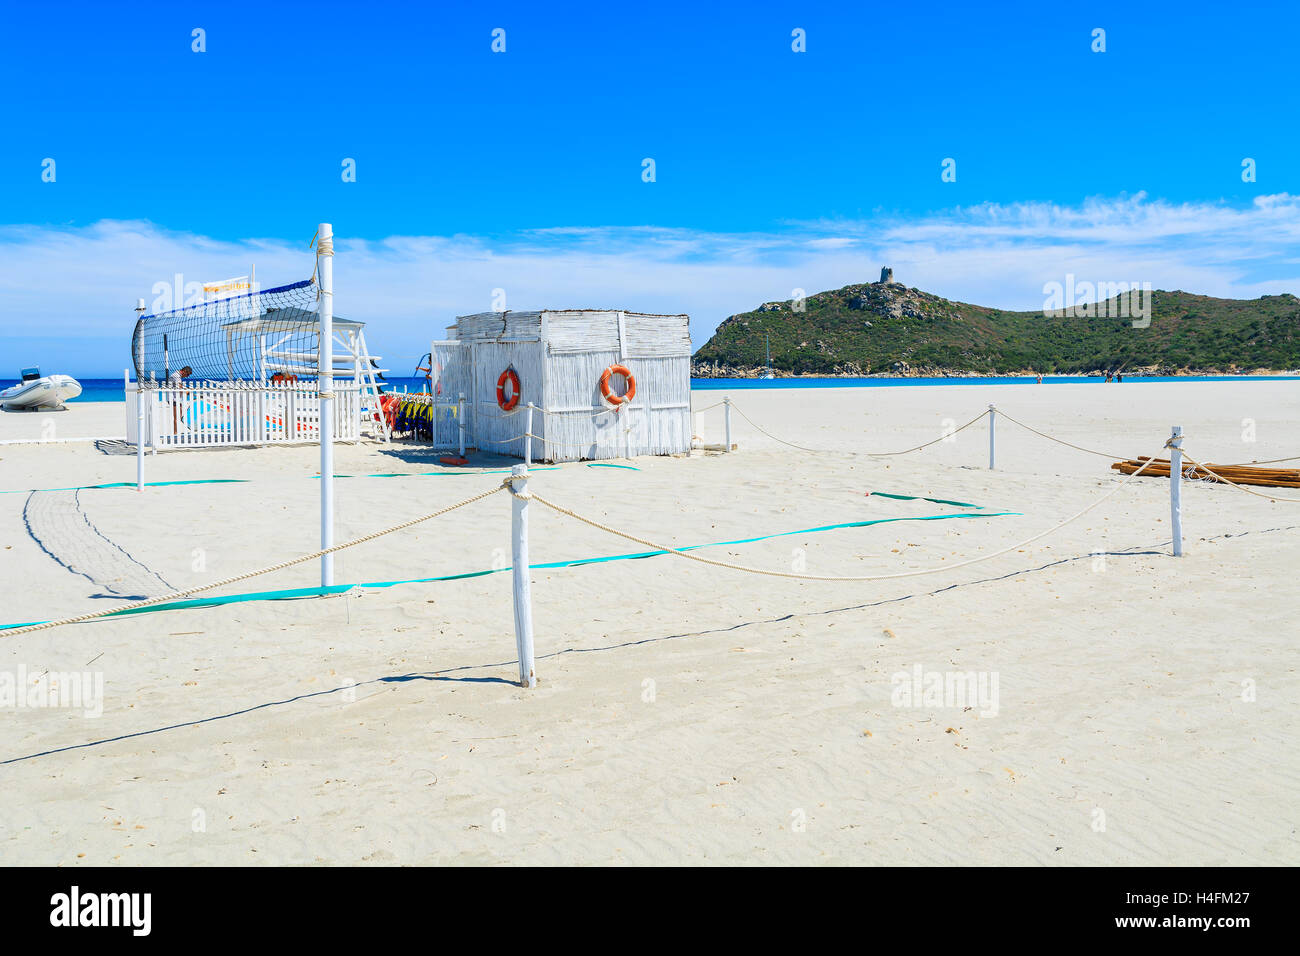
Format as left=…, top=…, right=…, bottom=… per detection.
left=130, top=278, right=326, bottom=385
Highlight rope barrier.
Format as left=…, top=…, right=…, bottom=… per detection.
left=0, top=483, right=506, bottom=639
left=1216, top=454, right=1300, bottom=466
left=863, top=410, right=989, bottom=457
left=505, top=448, right=1168, bottom=582
left=720, top=402, right=988, bottom=456
left=992, top=409, right=1134, bottom=460
left=0, top=500, right=1012, bottom=633
left=1177, top=448, right=1300, bottom=503
left=722, top=402, right=845, bottom=453
left=714, top=400, right=1300, bottom=473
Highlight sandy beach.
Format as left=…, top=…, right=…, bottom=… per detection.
left=1, top=381, right=1297, bottom=866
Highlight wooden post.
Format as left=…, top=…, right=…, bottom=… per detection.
left=525, top=402, right=534, bottom=466
left=1169, top=425, right=1183, bottom=557
left=457, top=392, right=466, bottom=457
left=510, top=463, right=536, bottom=688
left=724, top=396, right=732, bottom=452
left=988, top=404, right=996, bottom=470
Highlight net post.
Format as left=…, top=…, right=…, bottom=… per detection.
left=510, top=464, right=536, bottom=688
left=132, top=301, right=147, bottom=486
left=724, top=396, right=732, bottom=452
left=525, top=402, right=534, bottom=466
left=988, top=404, right=996, bottom=470
left=318, top=223, right=336, bottom=587
left=1169, top=425, right=1183, bottom=557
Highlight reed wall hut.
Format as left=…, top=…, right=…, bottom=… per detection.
left=433, top=309, right=692, bottom=462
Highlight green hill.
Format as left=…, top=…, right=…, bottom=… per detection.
left=692, top=277, right=1300, bottom=377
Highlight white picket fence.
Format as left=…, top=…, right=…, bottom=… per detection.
left=126, top=380, right=361, bottom=449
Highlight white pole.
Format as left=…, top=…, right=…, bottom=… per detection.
left=724, top=396, right=732, bottom=452
left=136, top=382, right=146, bottom=489
left=1169, top=425, right=1183, bottom=557
left=317, top=223, right=335, bottom=587
left=457, top=392, right=466, bottom=457
left=258, top=334, right=267, bottom=445
left=525, top=402, right=534, bottom=466
left=988, top=403, right=996, bottom=470
left=132, top=302, right=147, bottom=486
left=510, top=463, right=536, bottom=688
left=149, top=372, right=157, bottom=456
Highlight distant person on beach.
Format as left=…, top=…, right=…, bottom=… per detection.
left=1117, top=373, right=1124, bottom=383
left=168, top=366, right=192, bottom=386
left=1036, top=373, right=1043, bottom=384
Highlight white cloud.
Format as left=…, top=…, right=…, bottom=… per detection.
left=1, top=194, right=1297, bottom=376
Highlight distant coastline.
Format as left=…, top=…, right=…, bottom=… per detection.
left=4, top=371, right=1296, bottom=407
left=690, top=365, right=1299, bottom=380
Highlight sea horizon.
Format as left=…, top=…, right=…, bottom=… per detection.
left=5, top=372, right=1296, bottom=405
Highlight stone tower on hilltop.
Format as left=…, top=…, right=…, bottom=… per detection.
left=880, top=267, right=894, bottom=284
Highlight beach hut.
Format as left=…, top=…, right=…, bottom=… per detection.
left=431, top=310, right=692, bottom=462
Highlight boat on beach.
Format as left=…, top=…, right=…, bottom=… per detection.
left=0, top=367, right=82, bottom=410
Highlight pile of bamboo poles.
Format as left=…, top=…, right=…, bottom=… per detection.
left=1112, top=457, right=1300, bottom=489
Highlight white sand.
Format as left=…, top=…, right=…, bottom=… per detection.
left=1, top=382, right=1297, bottom=865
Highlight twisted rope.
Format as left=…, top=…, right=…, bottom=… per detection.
left=507, top=450, right=1167, bottom=581
left=722, top=402, right=986, bottom=456
left=1, top=483, right=505, bottom=639
left=863, top=410, right=989, bottom=457
left=1176, top=449, right=1300, bottom=503
left=992, top=409, right=1132, bottom=460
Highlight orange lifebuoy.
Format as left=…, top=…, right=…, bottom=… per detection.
left=497, top=367, right=521, bottom=411
left=599, top=364, right=636, bottom=406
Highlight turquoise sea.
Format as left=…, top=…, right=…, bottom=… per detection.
left=7, top=373, right=1296, bottom=404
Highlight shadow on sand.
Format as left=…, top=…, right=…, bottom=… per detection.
left=30, top=533, right=1299, bottom=768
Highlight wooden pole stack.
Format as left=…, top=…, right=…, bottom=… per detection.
left=1111, top=457, right=1300, bottom=489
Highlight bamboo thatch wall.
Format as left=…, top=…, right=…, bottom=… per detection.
left=445, top=309, right=690, bottom=463
left=468, top=341, right=545, bottom=459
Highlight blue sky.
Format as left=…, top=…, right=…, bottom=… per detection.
left=2, top=0, right=1297, bottom=375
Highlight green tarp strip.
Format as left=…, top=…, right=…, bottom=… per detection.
left=867, top=491, right=983, bottom=509
left=0, top=509, right=1017, bottom=631
left=1, top=478, right=249, bottom=495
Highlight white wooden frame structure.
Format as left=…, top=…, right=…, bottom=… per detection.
left=126, top=377, right=361, bottom=449
left=218, top=311, right=388, bottom=441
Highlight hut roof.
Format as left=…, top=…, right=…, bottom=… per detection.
left=449, top=309, right=690, bottom=356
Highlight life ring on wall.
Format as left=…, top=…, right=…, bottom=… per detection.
left=599, top=364, right=636, bottom=406
left=496, top=367, right=521, bottom=411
